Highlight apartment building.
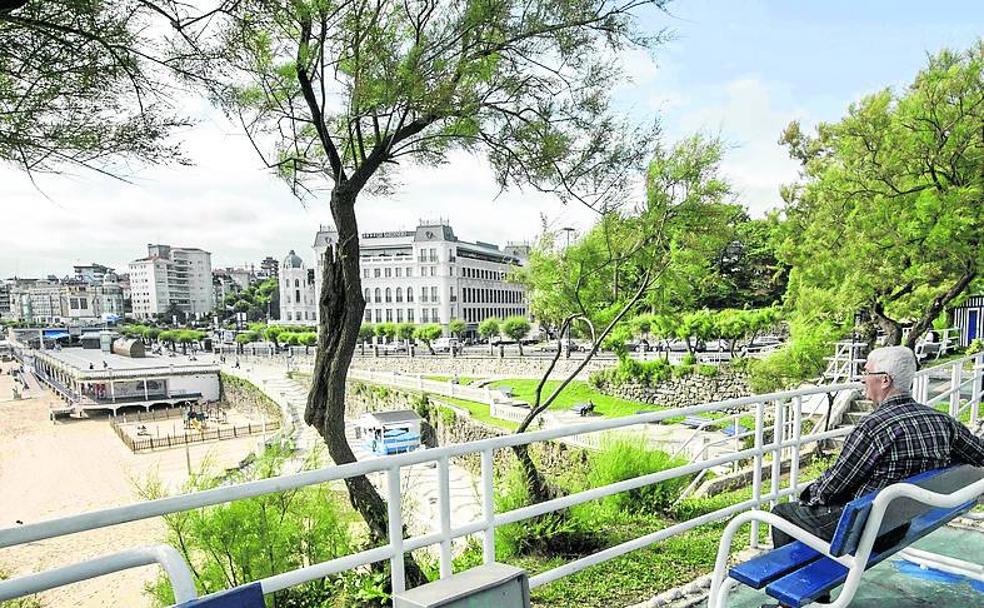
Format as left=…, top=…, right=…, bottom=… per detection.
left=129, top=244, right=213, bottom=320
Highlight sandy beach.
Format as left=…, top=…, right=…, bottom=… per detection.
left=0, top=363, right=262, bottom=607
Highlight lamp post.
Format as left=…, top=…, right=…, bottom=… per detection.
left=562, top=226, right=575, bottom=249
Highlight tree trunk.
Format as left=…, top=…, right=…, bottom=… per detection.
left=903, top=270, right=976, bottom=350
left=305, top=188, right=428, bottom=588
left=870, top=302, right=903, bottom=346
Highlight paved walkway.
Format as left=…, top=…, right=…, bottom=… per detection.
left=222, top=362, right=483, bottom=543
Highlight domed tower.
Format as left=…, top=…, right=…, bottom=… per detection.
left=280, top=250, right=315, bottom=324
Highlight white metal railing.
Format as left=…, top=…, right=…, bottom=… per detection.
left=824, top=341, right=866, bottom=383
left=0, top=353, right=980, bottom=606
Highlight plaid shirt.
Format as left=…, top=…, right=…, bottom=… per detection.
left=802, top=393, right=984, bottom=506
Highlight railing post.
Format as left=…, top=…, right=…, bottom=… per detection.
left=387, top=466, right=406, bottom=596
left=481, top=449, right=495, bottom=563
left=751, top=400, right=765, bottom=549
left=770, top=399, right=784, bottom=511
left=950, top=362, right=962, bottom=418
left=972, top=352, right=983, bottom=427
left=438, top=455, right=453, bottom=579
left=791, top=395, right=803, bottom=498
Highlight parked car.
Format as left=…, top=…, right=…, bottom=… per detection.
left=431, top=337, right=459, bottom=353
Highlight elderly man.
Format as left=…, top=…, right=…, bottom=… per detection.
left=763, top=346, right=984, bottom=605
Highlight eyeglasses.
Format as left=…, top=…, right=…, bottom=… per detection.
left=860, top=370, right=889, bottom=378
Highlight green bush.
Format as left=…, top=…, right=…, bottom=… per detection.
left=680, top=352, right=697, bottom=365
left=572, top=436, right=691, bottom=519
left=747, top=320, right=842, bottom=392
left=494, top=464, right=588, bottom=559
left=0, top=571, right=41, bottom=607
left=968, top=338, right=984, bottom=355
left=671, top=363, right=694, bottom=379
left=696, top=363, right=718, bottom=377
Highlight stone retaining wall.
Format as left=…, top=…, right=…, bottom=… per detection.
left=351, top=355, right=611, bottom=380
left=595, top=367, right=751, bottom=409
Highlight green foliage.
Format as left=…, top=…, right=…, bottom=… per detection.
left=234, top=331, right=260, bottom=345
left=359, top=324, right=375, bottom=341
left=299, top=332, right=318, bottom=346
left=573, top=437, right=691, bottom=518
left=397, top=323, right=416, bottom=340
left=778, top=41, right=984, bottom=346
left=141, top=445, right=357, bottom=607
left=449, top=318, right=467, bottom=338
left=501, top=316, right=531, bottom=341
left=680, top=352, right=697, bottom=366
left=967, top=339, right=984, bottom=356
left=413, top=324, right=442, bottom=342
left=478, top=317, right=501, bottom=339
left=747, top=320, right=843, bottom=392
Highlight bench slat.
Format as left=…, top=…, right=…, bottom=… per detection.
left=729, top=541, right=822, bottom=589
left=766, top=502, right=978, bottom=607
left=175, top=583, right=265, bottom=607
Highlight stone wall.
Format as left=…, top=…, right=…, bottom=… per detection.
left=595, top=366, right=751, bottom=409
left=343, top=379, right=589, bottom=481
left=350, top=354, right=611, bottom=380
left=220, top=372, right=281, bottom=420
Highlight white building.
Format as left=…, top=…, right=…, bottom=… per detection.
left=7, top=276, right=124, bottom=324
left=129, top=244, right=213, bottom=320
left=279, top=250, right=318, bottom=324
left=280, top=221, right=529, bottom=334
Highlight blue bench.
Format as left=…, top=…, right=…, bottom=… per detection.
left=709, top=465, right=984, bottom=608
left=175, top=582, right=264, bottom=607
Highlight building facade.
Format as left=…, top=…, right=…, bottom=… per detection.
left=279, top=250, right=317, bottom=324
left=129, top=244, right=213, bottom=320
left=7, top=275, right=124, bottom=324
left=0, top=281, right=10, bottom=319
left=281, top=221, right=528, bottom=333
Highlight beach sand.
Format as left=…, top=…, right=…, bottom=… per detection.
left=0, top=363, right=262, bottom=607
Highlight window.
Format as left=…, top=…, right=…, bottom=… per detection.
left=287, top=312, right=292, bottom=321
left=375, top=309, right=382, bottom=323
left=429, top=248, right=437, bottom=262
left=432, top=308, right=439, bottom=323
left=386, top=309, right=393, bottom=322
left=422, top=309, right=430, bottom=323
left=385, top=288, right=392, bottom=303
left=408, top=308, right=414, bottom=322
left=294, top=279, right=300, bottom=288
left=407, top=266, right=413, bottom=276
left=385, top=268, right=392, bottom=278
left=374, top=288, right=381, bottom=303
left=421, top=287, right=428, bottom=303
left=396, top=267, right=402, bottom=278
left=397, top=309, right=404, bottom=323
left=407, top=286, right=414, bottom=302
left=374, top=268, right=381, bottom=278
left=396, top=287, right=403, bottom=303
left=429, top=266, right=436, bottom=277
left=450, top=286, right=456, bottom=302
left=295, top=289, right=301, bottom=303
left=430, top=286, right=438, bottom=302
left=363, top=268, right=369, bottom=278
left=364, top=288, right=370, bottom=301
left=364, top=310, right=372, bottom=322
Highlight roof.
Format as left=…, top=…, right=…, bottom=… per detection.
left=366, top=410, right=423, bottom=424
left=283, top=250, right=304, bottom=269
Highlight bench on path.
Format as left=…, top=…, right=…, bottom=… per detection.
left=497, top=386, right=514, bottom=399
left=720, top=422, right=748, bottom=438
left=570, top=401, right=595, bottom=417
left=709, top=465, right=984, bottom=608
left=681, top=415, right=713, bottom=429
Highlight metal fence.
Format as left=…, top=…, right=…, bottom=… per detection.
left=110, top=418, right=279, bottom=453
left=0, top=353, right=981, bottom=606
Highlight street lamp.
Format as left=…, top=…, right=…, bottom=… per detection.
left=562, top=227, right=575, bottom=249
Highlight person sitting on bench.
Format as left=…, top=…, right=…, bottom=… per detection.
left=764, top=346, right=984, bottom=607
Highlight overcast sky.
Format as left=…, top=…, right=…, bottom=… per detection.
left=2, top=1, right=981, bottom=278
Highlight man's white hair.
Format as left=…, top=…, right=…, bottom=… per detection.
left=867, top=346, right=918, bottom=393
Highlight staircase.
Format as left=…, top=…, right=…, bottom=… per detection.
left=832, top=398, right=875, bottom=447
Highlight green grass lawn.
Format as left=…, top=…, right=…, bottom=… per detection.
left=487, top=379, right=665, bottom=417
left=434, top=396, right=520, bottom=431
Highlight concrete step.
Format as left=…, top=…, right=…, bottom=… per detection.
left=845, top=411, right=869, bottom=426
left=852, top=399, right=875, bottom=413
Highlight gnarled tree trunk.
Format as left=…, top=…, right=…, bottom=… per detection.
left=305, top=189, right=428, bottom=588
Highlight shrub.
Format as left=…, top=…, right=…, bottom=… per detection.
left=572, top=436, right=691, bottom=519
left=748, top=320, right=842, bottom=392
left=671, top=363, right=694, bottom=379
left=494, top=464, right=588, bottom=559
left=968, top=339, right=984, bottom=355
left=696, top=363, right=719, bottom=377
left=680, top=352, right=697, bottom=365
